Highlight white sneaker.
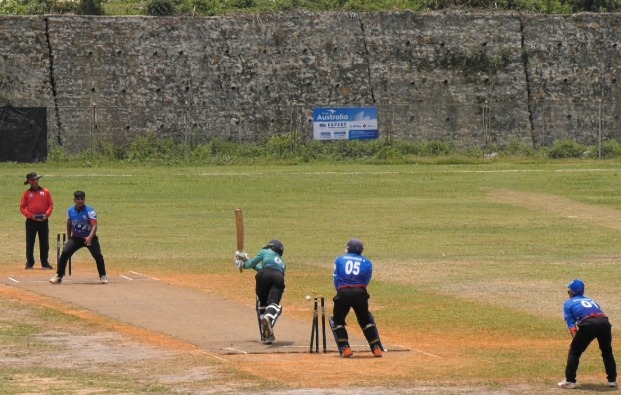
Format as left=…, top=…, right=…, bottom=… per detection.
left=608, top=381, right=618, bottom=387
left=260, top=315, right=273, bottom=339
left=99, top=275, right=108, bottom=284
left=557, top=380, right=576, bottom=389
left=49, top=275, right=62, bottom=284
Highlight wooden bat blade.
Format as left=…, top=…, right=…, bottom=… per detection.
left=235, top=208, right=244, bottom=273
left=235, top=208, right=244, bottom=251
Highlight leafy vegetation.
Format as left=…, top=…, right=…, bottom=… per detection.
left=46, top=133, right=621, bottom=166
left=0, top=0, right=618, bottom=16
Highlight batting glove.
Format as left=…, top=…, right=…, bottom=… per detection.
left=235, top=259, right=244, bottom=270
left=235, top=251, right=249, bottom=262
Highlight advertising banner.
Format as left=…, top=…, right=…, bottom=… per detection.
left=312, top=107, right=378, bottom=140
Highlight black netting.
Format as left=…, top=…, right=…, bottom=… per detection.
left=0, top=105, right=47, bottom=162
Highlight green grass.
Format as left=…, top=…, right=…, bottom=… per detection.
left=2, top=159, right=621, bottom=388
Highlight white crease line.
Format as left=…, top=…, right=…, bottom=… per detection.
left=411, top=348, right=441, bottom=358
left=268, top=345, right=309, bottom=349
left=8, top=277, right=19, bottom=283
left=129, top=271, right=159, bottom=281
left=119, top=275, right=133, bottom=281
left=198, top=168, right=619, bottom=176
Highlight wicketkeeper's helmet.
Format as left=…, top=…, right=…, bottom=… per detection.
left=346, top=239, right=364, bottom=254
left=567, top=279, right=585, bottom=295
left=264, top=239, right=284, bottom=256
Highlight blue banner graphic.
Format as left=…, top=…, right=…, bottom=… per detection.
left=312, top=107, right=379, bottom=140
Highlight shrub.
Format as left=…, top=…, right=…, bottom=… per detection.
left=176, top=0, right=219, bottom=15
left=547, top=139, right=585, bottom=158
left=229, top=0, right=255, bottom=8
left=146, top=0, right=175, bottom=15
left=75, top=0, right=105, bottom=15
left=127, top=134, right=184, bottom=162
left=598, top=140, right=621, bottom=158
left=94, top=140, right=127, bottom=160
left=265, top=132, right=301, bottom=159
left=503, top=136, right=535, bottom=156
left=393, top=141, right=422, bottom=156
left=47, top=144, right=72, bottom=163
left=422, top=140, right=454, bottom=156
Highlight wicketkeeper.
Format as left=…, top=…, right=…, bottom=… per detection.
left=235, top=239, right=286, bottom=344
left=331, top=239, right=384, bottom=358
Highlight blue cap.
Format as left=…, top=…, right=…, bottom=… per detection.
left=567, top=279, right=585, bottom=295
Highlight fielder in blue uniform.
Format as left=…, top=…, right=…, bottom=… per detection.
left=558, top=279, right=617, bottom=389
left=235, top=239, right=286, bottom=344
left=50, top=191, right=108, bottom=285
left=331, top=239, right=384, bottom=358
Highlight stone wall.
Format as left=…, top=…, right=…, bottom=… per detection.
left=1, top=12, right=620, bottom=153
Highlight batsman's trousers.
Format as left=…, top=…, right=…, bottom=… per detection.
left=255, top=268, right=285, bottom=308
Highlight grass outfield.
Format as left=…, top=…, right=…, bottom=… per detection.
left=2, top=160, right=621, bottom=391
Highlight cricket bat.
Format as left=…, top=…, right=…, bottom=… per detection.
left=235, top=208, right=244, bottom=273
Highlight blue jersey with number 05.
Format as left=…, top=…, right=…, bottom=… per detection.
left=333, top=253, right=373, bottom=290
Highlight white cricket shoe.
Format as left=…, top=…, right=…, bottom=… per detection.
left=99, top=275, right=108, bottom=284
left=49, top=275, right=62, bottom=284
left=608, top=381, right=618, bottom=387
left=260, top=315, right=273, bottom=340
left=557, top=380, right=576, bottom=389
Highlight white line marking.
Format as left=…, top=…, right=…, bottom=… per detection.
left=197, top=168, right=619, bottom=177
left=411, top=348, right=441, bottom=358
left=120, top=275, right=133, bottom=281
left=268, top=345, right=310, bottom=349
left=129, top=271, right=159, bottom=281
left=8, top=277, right=19, bottom=283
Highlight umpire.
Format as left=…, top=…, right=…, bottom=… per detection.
left=558, top=279, right=617, bottom=389
left=20, top=172, right=54, bottom=269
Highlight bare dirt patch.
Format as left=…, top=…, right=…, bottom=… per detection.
left=487, top=188, right=621, bottom=231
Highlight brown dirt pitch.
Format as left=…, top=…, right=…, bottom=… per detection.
left=0, top=268, right=582, bottom=394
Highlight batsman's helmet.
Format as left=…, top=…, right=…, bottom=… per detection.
left=567, top=279, right=585, bottom=295
left=264, top=239, right=284, bottom=256
left=346, top=239, right=364, bottom=254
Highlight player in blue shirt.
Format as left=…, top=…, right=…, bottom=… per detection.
left=558, top=279, right=617, bottom=389
left=330, top=239, right=384, bottom=358
left=50, top=191, right=108, bottom=285
left=235, top=239, right=286, bottom=344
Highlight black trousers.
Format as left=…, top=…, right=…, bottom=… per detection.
left=255, top=269, right=285, bottom=308
left=57, top=236, right=106, bottom=277
left=565, top=317, right=617, bottom=383
left=332, top=287, right=372, bottom=327
left=25, top=218, right=49, bottom=266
